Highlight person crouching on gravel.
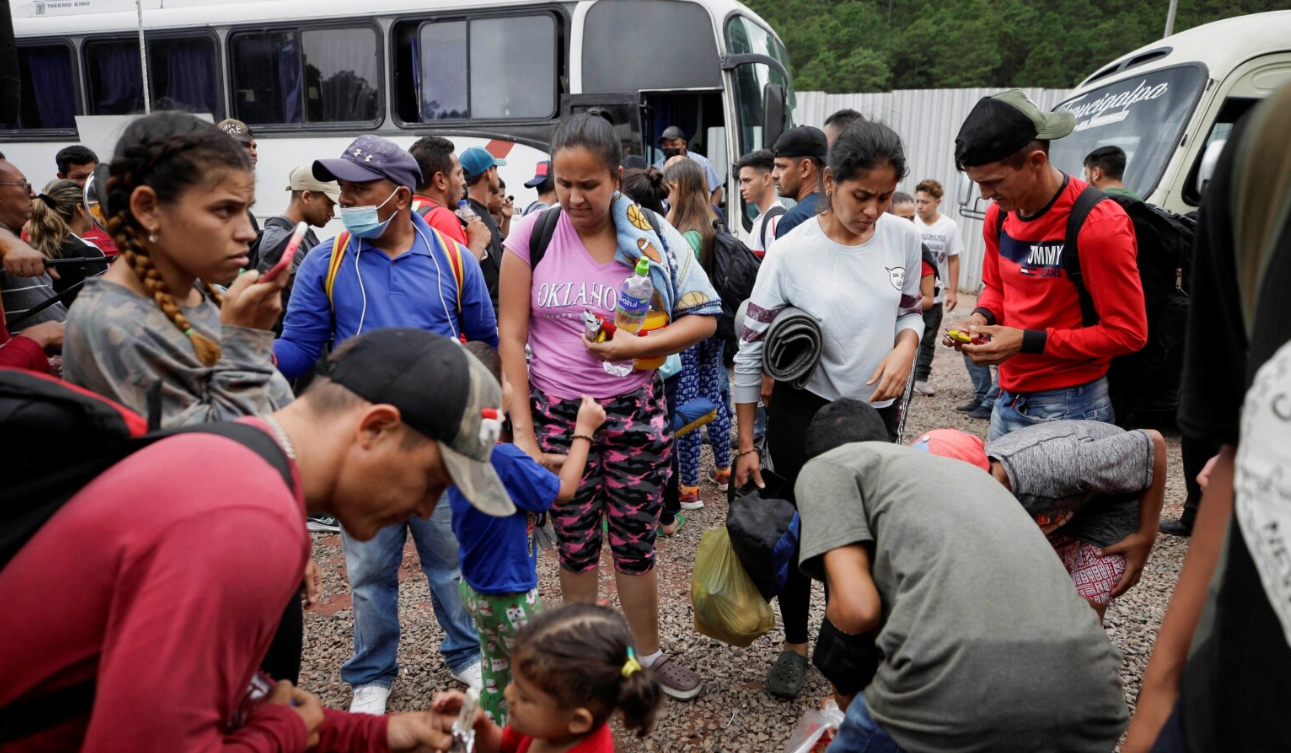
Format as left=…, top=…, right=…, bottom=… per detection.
left=795, top=398, right=1128, bottom=752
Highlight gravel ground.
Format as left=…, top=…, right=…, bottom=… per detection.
left=299, top=297, right=1188, bottom=751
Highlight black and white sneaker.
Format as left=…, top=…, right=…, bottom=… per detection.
left=307, top=514, right=341, bottom=533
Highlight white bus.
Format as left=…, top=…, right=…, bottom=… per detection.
left=960, top=10, right=1291, bottom=219
left=1, top=0, right=795, bottom=229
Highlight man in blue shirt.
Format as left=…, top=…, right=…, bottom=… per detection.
left=772, top=126, right=829, bottom=241
left=275, top=135, right=498, bottom=715
left=655, top=125, right=723, bottom=205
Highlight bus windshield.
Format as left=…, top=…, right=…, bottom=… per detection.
left=727, top=15, right=794, bottom=158
left=1050, top=66, right=1206, bottom=198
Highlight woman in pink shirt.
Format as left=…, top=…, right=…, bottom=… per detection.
left=499, top=112, right=716, bottom=702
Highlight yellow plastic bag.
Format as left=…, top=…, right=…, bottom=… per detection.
left=691, top=526, right=776, bottom=647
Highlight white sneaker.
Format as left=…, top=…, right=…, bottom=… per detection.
left=349, top=684, right=390, bottom=715
left=914, top=380, right=936, bottom=396
left=451, top=660, right=484, bottom=690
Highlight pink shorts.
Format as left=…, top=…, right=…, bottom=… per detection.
left=1050, top=535, right=1126, bottom=606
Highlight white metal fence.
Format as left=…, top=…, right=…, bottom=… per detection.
left=794, top=88, right=1072, bottom=291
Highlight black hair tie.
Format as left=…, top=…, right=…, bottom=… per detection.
left=36, top=193, right=54, bottom=203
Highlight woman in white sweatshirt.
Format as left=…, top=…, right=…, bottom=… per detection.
left=732, top=120, right=924, bottom=701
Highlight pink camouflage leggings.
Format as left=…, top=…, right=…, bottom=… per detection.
left=530, top=378, right=671, bottom=575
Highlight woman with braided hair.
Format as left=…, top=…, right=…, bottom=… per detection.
left=27, top=178, right=109, bottom=307
left=63, top=111, right=292, bottom=426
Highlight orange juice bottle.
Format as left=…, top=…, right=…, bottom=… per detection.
left=634, top=307, right=669, bottom=370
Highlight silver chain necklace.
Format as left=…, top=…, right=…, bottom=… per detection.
left=262, top=415, right=296, bottom=460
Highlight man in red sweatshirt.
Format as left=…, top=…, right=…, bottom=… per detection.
left=0, top=328, right=515, bottom=752
left=950, top=89, right=1147, bottom=441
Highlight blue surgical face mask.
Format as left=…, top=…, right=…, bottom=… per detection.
left=339, top=187, right=402, bottom=239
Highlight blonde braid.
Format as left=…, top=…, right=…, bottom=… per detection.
left=106, top=188, right=222, bottom=367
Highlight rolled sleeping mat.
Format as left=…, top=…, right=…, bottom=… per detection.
left=759, top=306, right=824, bottom=389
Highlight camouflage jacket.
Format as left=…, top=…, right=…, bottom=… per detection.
left=64, top=278, right=293, bottom=427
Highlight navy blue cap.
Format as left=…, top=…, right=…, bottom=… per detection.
left=314, top=135, right=422, bottom=190
left=523, top=160, right=551, bottom=189
left=460, top=147, right=507, bottom=181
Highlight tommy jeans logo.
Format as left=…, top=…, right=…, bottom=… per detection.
left=1020, top=242, right=1065, bottom=278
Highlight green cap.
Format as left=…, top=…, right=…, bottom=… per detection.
left=635, top=258, right=651, bottom=276
left=991, top=89, right=1075, bottom=140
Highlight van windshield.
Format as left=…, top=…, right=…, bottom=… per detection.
left=1050, top=66, right=1205, bottom=198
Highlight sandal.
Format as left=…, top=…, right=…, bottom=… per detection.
left=660, top=513, right=687, bottom=537
left=766, top=650, right=808, bottom=699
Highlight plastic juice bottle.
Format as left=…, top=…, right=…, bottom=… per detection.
left=604, top=258, right=653, bottom=376
left=634, top=304, right=669, bottom=370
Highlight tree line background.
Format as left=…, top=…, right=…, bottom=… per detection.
left=741, top=0, right=1291, bottom=92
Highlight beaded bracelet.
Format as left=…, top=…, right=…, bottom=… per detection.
left=572, top=434, right=594, bottom=444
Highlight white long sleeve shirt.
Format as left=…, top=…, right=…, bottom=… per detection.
left=733, top=214, right=925, bottom=408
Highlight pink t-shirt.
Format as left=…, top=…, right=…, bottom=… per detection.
left=504, top=211, right=653, bottom=401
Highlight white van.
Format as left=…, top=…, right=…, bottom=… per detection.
left=962, top=10, right=1291, bottom=218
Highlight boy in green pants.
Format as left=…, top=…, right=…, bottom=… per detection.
left=450, top=342, right=605, bottom=723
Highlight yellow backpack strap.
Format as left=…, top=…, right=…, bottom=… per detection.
left=430, top=228, right=465, bottom=314
left=324, top=232, right=351, bottom=313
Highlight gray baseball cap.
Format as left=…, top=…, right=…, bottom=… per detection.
left=314, top=135, right=423, bottom=190
left=325, top=328, right=514, bottom=517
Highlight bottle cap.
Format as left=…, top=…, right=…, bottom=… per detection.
left=459, top=200, right=469, bottom=207
left=635, top=258, right=651, bottom=276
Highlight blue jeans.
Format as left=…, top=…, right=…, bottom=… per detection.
left=989, top=376, right=1114, bottom=441
left=963, top=353, right=999, bottom=405
left=828, top=694, right=905, bottom=753
left=340, top=501, right=480, bottom=687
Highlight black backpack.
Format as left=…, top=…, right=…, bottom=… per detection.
left=708, top=226, right=763, bottom=347
left=995, top=186, right=1194, bottom=418
left=0, top=368, right=295, bottom=741
left=758, top=204, right=788, bottom=251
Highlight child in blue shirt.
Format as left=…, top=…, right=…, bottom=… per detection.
left=452, top=341, right=606, bottom=724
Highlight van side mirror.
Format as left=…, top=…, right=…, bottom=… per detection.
left=957, top=173, right=988, bottom=220
left=1196, top=138, right=1226, bottom=197
left=763, top=83, right=785, bottom=150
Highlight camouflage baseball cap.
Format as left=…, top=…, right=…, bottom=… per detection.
left=216, top=118, right=254, bottom=144
left=324, top=328, right=514, bottom=517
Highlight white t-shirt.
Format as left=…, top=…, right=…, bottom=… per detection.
left=732, top=214, right=925, bottom=408
left=748, top=201, right=786, bottom=254
left=915, top=214, right=962, bottom=303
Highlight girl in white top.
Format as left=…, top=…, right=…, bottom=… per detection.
left=731, top=120, right=924, bottom=701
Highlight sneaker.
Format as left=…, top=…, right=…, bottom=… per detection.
left=967, top=404, right=993, bottom=421
left=955, top=399, right=981, bottom=413
left=679, top=486, right=705, bottom=511
left=708, top=468, right=731, bottom=492
left=307, top=513, right=341, bottom=533
left=451, top=660, right=484, bottom=690
left=914, top=380, right=935, bottom=397
left=349, top=684, right=390, bottom=715
left=651, top=655, right=702, bottom=700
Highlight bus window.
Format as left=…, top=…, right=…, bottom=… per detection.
left=418, top=21, right=467, bottom=120
left=469, top=16, right=555, bottom=119
left=582, top=1, right=720, bottom=93
left=11, top=44, right=78, bottom=130
left=148, top=36, right=220, bottom=116
left=85, top=38, right=144, bottom=115
left=402, top=14, right=557, bottom=123
left=230, top=26, right=380, bottom=126
left=85, top=35, right=220, bottom=117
